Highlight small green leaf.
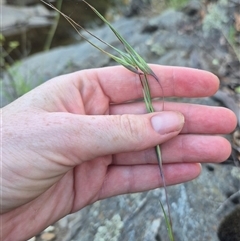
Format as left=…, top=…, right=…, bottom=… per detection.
left=9, top=41, right=19, bottom=49
left=0, top=33, right=5, bottom=43
left=160, top=201, right=175, bottom=241
left=235, top=86, right=240, bottom=93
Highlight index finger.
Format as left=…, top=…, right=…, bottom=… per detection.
left=81, top=65, right=219, bottom=103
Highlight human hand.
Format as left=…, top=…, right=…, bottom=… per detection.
left=2, top=65, right=237, bottom=240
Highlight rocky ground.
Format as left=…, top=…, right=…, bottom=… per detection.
left=1, top=0, right=240, bottom=241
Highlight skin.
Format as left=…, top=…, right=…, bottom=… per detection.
left=1, top=65, right=237, bottom=241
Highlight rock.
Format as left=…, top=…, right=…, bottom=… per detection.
left=1, top=4, right=54, bottom=37
left=146, top=9, right=188, bottom=31
left=125, top=0, right=152, bottom=17
left=27, top=237, right=36, bottom=241
left=43, top=226, right=55, bottom=233
left=182, top=0, right=203, bottom=17
left=217, top=205, right=240, bottom=241
left=2, top=6, right=234, bottom=107
left=40, top=232, right=56, bottom=241
left=93, top=214, right=124, bottom=241
left=6, top=0, right=39, bottom=5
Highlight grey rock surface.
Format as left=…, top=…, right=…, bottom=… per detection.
left=1, top=6, right=232, bottom=106
left=1, top=4, right=54, bottom=36
left=6, top=0, right=39, bottom=5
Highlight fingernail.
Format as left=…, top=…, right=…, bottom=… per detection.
left=151, top=112, right=184, bottom=135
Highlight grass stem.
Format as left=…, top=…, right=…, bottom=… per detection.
left=43, top=0, right=63, bottom=51
left=41, top=1, right=174, bottom=239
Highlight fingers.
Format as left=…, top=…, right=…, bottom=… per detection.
left=80, top=65, right=219, bottom=103
left=53, top=111, right=184, bottom=163
left=162, top=135, right=232, bottom=163
left=113, top=135, right=232, bottom=165
left=98, top=163, right=201, bottom=200
left=110, top=102, right=237, bottom=134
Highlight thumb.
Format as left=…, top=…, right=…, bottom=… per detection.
left=69, top=111, right=184, bottom=161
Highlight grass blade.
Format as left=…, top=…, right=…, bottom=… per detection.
left=41, top=1, right=172, bottom=239
left=81, top=0, right=160, bottom=81
left=160, top=201, right=175, bottom=241
left=139, top=74, right=173, bottom=234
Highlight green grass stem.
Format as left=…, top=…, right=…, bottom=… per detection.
left=44, top=0, right=63, bottom=51
left=41, top=1, right=173, bottom=239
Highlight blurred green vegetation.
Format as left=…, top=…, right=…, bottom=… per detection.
left=166, top=0, right=190, bottom=9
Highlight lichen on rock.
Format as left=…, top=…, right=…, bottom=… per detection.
left=93, top=214, right=124, bottom=241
